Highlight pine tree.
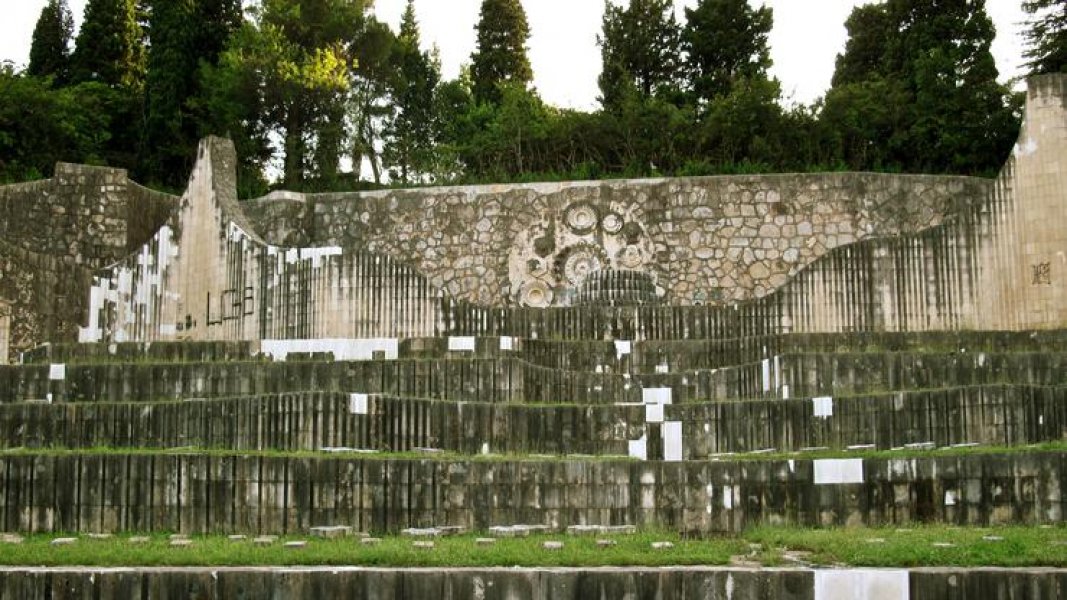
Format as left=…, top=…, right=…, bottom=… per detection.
left=70, top=0, right=145, bottom=88
left=384, top=0, right=441, bottom=183
left=470, top=0, right=532, bottom=104
left=682, top=0, right=772, bottom=103
left=1023, top=0, right=1067, bottom=74
left=597, top=0, right=681, bottom=110
left=28, top=0, right=74, bottom=83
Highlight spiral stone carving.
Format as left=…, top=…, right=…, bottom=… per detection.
left=558, top=244, right=608, bottom=286
left=565, top=203, right=599, bottom=234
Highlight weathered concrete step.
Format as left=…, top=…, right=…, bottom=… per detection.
left=0, top=450, right=1063, bottom=535
left=0, top=566, right=1062, bottom=599
left=0, top=384, right=1062, bottom=458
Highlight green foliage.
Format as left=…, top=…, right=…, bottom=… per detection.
left=28, top=0, right=74, bottom=83
left=0, top=66, right=116, bottom=182
left=208, top=0, right=367, bottom=189
left=823, top=0, right=1018, bottom=175
left=70, top=0, right=145, bottom=88
left=598, top=0, right=682, bottom=110
left=682, top=0, right=773, bottom=104
left=382, top=0, right=441, bottom=184
left=143, top=0, right=242, bottom=189
left=1024, top=0, right=1067, bottom=74
left=470, top=0, right=532, bottom=105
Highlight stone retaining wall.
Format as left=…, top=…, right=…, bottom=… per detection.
left=0, top=452, right=1061, bottom=534
left=0, top=385, right=1061, bottom=458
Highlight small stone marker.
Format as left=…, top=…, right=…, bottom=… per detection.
left=284, top=541, right=308, bottom=550
left=542, top=541, right=564, bottom=551
left=865, top=538, right=886, bottom=544
left=311, top=526, right=352, bottom=539
left=566, top=525, right=636, bottom=536
left=170, top=539, right=193, bottom=548
left=51, top=537, right=77, bottom=546
left=651, top=541, right=674, bottom=550
left=475, top=538, right=496, bottom=546
left=401, top=527, right=441, bottom=538
left=169, top=534, right=190, bottom=541
left=128, top=536, right=151, bottom=545
left=932, top=542, right=955, bottom=548
left=0, top=534, right=23, bottom=544
left=253, top=536, right=276, bottom=546
left=982, top=536, right=1004, bottom=542
left=87, top=533, right=112, bottom=540
left=227, top=535, right=247, bottom=542
left=413, top=541, right=435, bottom=550
left=596, top=539, right=617, bottom=549
left=361, top=537, right=382, bottom=546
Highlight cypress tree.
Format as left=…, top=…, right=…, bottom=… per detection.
left=470, top=0, right=532, bottom=104
left=70, top=0, right=145, bottom=88
left=682, top=0, right=772, bottom=102
left=28, top=0, right=74, bottom=83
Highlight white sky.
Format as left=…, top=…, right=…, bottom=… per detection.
left=1, top=0, right=1029, bottom=108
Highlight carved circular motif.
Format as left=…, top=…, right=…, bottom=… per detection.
left=602, top=212, right=624, bottom=234
left=618, top=246, right=645, bottom=269
left=565, top=203, right=599, bottom=234
left=558, top=244, right=607, bottom=286
left=520, top=281, right=554, bottom=307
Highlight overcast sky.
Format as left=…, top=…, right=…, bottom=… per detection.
left=1, top=0, right=1029, bottom=108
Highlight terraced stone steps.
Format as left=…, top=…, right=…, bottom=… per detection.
left=0, top=385, right=1064, bottom=458
left=0, top=448, right=1062, bottom=535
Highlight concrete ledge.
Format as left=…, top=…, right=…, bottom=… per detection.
left=0, top=566, right=1062, bottom=599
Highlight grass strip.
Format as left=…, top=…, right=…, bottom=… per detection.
left=0, top=526, right=1064, bottom=568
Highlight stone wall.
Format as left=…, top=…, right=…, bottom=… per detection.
left=243, top=173, right=987, bottom=308
left=0, top=451, right=1060, bottom=534
left=0, top=164, right=176, bottom=360
left=0, top=385, right=1062, bottom=458
left=0, top=567, right=1063, bottom=600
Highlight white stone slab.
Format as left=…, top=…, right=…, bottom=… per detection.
left=814, top=569, right=909, bottom=600
left=448, top=337, right=476, bottom=352
left=628, top=436, right=647, bottom=461
left=814, top=459, right=864, bottom=485
left=49, top=364, right=65, bottom=381
left=645, top=403, right=664, bottom=424
left=642, top=388, right=672, bottom=405
left=499, top=336, right=514, bottom=351
left=662, top=421, right=683, bottom=462
left=614, top=340, right=632, bottom=358
left=762, top=359, right=771, bottom=392
left=349, top=393, right=369, bottom=415
left=655, top=364, right=670, bottom=374
left=722, top=485, right=734, bottom=509
left=260, top=339, right=399, bottom=361
left=813, top=396, right=834, bottom=418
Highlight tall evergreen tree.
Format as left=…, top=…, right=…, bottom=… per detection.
left=597, top=0, right=681, bottom=110
left=144, top=0, right=243, bottom=186
left=1023, top=0, right=1067, bottom=74
left=70, top=0, right=145, bottom=88
left=823, top=0, right=1017, bottom=174
left=682, top=0, right=772, bottom=103
left=470, top=0, right=532, bottom=104
left=28, top=0, right=74, bottom=83
left=384, top=0, right=441, bottom=183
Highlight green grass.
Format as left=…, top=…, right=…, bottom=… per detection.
left=0, top=530, right=738, bottom=568
left=2, top=440, right=1066, bottom=465
left=745, top=525, right=1067, bottom=568
left=0, top=526, right=1065, bottom=568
